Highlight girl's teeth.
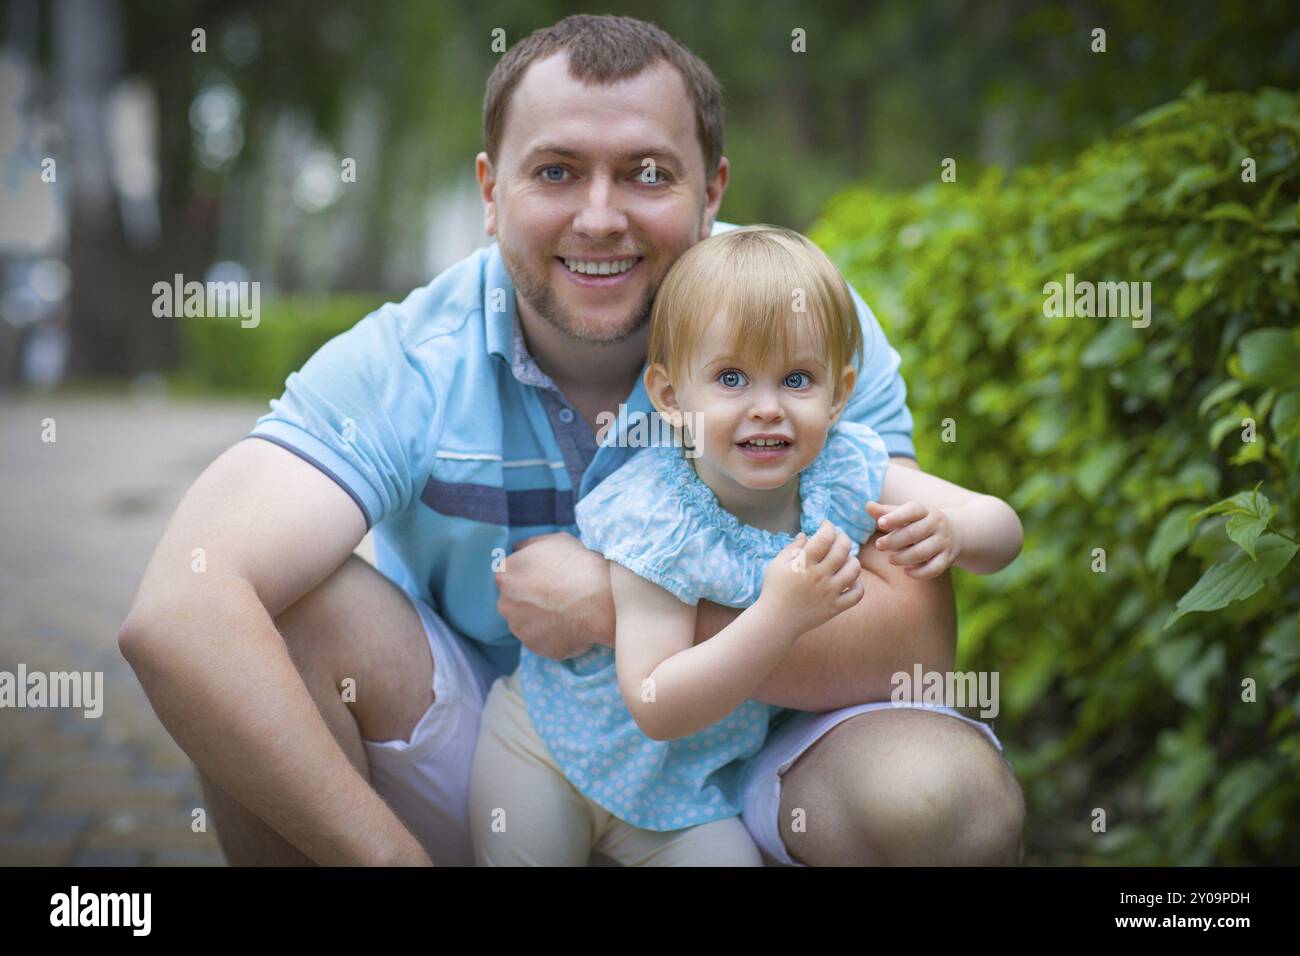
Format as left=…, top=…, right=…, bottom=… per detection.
left=563, top=257, right=638, bottom=276
left=745, top=439, right=787, bottom=446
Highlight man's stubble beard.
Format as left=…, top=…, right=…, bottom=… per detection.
left=501, top=240, right=658, bottom=346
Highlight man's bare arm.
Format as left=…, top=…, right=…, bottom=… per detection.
left=694, top=543, right=955, bottom=711
left=691, top=456, right=957, bottom=712
left=117, top=439, right=431, bottom=866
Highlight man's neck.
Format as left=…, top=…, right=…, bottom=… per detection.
left=516, top=304, right=649, bottom=414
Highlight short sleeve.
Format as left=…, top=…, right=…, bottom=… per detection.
left=824, top=421, right=892, bottom=544
left=575, top=450, right=708, bottom=606
left=840, top=281, right=916, bottom=461
left=247, top=305, right=437, bottom=530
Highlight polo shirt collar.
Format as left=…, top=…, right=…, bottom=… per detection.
left=484, top=242, right=517, bottom=364
left=482, top=241, right=654, bottom=414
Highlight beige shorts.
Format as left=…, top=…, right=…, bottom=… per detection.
left=466, top=669, right=763, bottom=866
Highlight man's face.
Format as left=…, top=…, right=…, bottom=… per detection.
left=477, top=53, right=727, bottom=346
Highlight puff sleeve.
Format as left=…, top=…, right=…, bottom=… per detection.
left=575, top=448, right=712, bottom=606
left=822, top=421, right=892, bottom=545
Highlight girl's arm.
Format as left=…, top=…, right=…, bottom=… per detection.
left=613, top=523, right=860, bottom=740
left=611, top=563, right=795, bottom=741
left=871, top=466, right=1023, bottom=577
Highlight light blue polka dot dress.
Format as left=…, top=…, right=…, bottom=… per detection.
left=517, top=421, right=891, bottom=831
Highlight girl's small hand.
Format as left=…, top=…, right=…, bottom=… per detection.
left=759, top=521, right=864, bottom=637
left=866, top=501, right=961, bottom=579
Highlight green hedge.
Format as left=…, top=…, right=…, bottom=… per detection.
left=174, top=294, right=390, bottom=397
left=813, top=86, right=1300, bottom=864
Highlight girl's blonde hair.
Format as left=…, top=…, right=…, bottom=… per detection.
left=647, top=225, right=862, bottom=390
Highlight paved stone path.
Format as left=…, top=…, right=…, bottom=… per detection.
left=0, top=393, right=275, bottom=865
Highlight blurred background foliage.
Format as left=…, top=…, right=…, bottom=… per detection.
left=3, top=1, right=1299, bottom=863
left=2, top=0, right=1298, bottom=382
left=815, top=86, right=1300, bottom=864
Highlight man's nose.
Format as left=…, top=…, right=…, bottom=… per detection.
left=572, top=175, right=628, bottom=238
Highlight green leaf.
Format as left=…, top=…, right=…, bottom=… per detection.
left=1150, top=729, right=1215, bottom=811
left=1208, top=761, right=1280, bottom=843
left=1201, top=202, right=1255, bottom=224
left=1261, top=618, right=1300, bottom=693
left=1165, top=534, right=1298, bottom=628
left=1173, top=281, right=1214, bottom=320
left=1080, top=322, right=1141, bottom=368
left=1146, top=504, right=1199, bottom=578
left=1261, top=245, right=1300, bottom=286
left=1225, top=506, right=1274, bottom=559
left=1254, top=387, right=1278, bottom=421
left=1174, top=643, right=1226, bottom=709
left=1183, top=242, right=1234, bottom=280
left=1010, top=472, right=1059, bottom=510
left=1162, top=165, right=1219, bottom=208
left=1208, top=411, right=1243, bottom=450
left=1068, top=162, right=1145, bottom=220
left=1187, top=490, right=1270, bottom=532
left=1228, top=434, right=1267, bottom=465
left=1075, top=442, right=1126, bottom=501
left=1238, top=328, right=1300, bottom=388
left=1262, top=203, right=1300, bottom=232
left=1153, top=635, right=1201, bottom=685
left=1132, top=100, right=1187, bottom=128
left=1270, top=390, right=1300, bottom=444
left=1261, top=617, right=1300, bottom=667
left=1198, top=379, right=1245, bottom=417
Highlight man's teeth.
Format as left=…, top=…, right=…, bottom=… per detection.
left=743, top=439, right=788, bottom=446
left=563, top=257, right=638, bottom=276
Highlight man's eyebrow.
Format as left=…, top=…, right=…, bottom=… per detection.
left=524, top=143, right=688, bottom=167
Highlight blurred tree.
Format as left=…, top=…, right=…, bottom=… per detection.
left=4, top=0, right=1298, bottom=377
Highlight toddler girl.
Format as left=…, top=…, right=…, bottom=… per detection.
left=468, top=225, right=1023, bottom=865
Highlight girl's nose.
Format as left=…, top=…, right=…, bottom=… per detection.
left=747, top=386, right=785, bottom=422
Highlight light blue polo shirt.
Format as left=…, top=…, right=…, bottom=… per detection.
left=247, top=220, right=915, bottom=677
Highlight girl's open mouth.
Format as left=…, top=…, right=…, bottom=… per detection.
left=736, top=439, right=792, bottom=461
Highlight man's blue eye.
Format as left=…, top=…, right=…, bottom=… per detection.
left=719, top=369, right=747, bottom=388
left=540, top=166, right=566, bottom=182
left=784, top=372, right=811, bottom=388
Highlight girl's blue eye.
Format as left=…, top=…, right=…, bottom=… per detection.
left=719, top=369, right=748, bottom=388
left=784, top=371, right=812, bottom=389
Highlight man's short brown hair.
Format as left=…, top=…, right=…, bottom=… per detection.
left=483, top=14, right=725, bottom=178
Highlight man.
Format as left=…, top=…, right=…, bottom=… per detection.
left=119, top=14, right=1024, bottom=866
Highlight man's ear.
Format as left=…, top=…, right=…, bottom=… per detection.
left=476, top=152, right=497, bottom=237
left=829, top=365, right=856, bottom=424
left=699, top=156, right=729, bottom=240
left=644, top=363, right=683, bottom=425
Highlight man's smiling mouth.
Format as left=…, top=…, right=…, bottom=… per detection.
left=558, top=256, right=642, bottom=276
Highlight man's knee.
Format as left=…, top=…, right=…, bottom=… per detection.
left=782, top=709, right=1024, bottom=866
left=273, top=554, right=434, bottom=746
left=276, top=555, right=380, bottom=663
left=850, top=716, right=1024, bottom=865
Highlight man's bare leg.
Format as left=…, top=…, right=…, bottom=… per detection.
left=778, top=708, right=1025, bottom=866
left=197, top=555, right=435, bottom=865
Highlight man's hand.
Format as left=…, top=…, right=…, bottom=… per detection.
left=494, top=532, right=615, bottom=660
